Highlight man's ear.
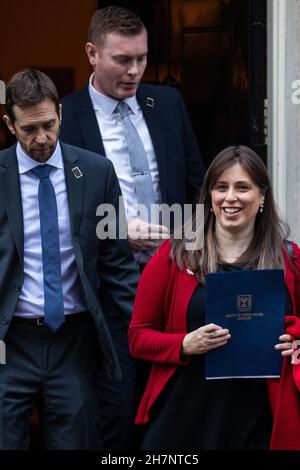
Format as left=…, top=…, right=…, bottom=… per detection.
left=86, top=42, right=99, bottom=66
left=2, top=114, right=15, bottom=135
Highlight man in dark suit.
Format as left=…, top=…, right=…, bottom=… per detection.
left=60, top=6, right=205, bottom=259
left=60, top=6, right=205, bottom=448
left=0, top=69, right=138, bottom=449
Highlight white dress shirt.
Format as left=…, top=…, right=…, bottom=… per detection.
left=14, top=142, right=86, bottom=318
left=88, top=74, right=162, bottom=222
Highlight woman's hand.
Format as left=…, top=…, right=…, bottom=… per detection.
left=181, top=323, right=231, bottom=356
left=274, top=334, right=294, bottom=357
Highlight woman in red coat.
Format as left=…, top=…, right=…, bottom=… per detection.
left=128, top=145, right=300, bottom=450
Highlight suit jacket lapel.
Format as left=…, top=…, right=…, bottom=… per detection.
left=74, top=86, right=168, bottom=200
left=0, top=146, right=24, bottom=266
left=76, top=87, right=106, bottom=156
left=61, top=143, right=85, bottom=236
left=137, top=85, right=167, bottom=202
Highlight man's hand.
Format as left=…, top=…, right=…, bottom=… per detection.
left=127, top=218, right=169, bottom=251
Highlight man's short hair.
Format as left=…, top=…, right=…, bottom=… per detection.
left=5, top=69, right=60, bottom=123
left=87, top=6, right=146, bottom=47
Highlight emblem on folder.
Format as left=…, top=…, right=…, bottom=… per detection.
left=237, top=295, right=252, bottom=312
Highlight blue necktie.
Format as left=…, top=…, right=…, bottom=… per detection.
left=31, top=164, right=65, bottom=331
left=117, top=101, right=156, bottom=222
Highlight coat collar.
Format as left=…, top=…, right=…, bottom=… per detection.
left=60, top=142, right=85, bottom=236
left=75, top=86, right=106, bottom=156
left=283, top=248, right=296, bottom=314
left=136, top=85, right=167, bottom=202
left=0, top=143, right=85, bottom=257
left=74, top=84, right=168, bottom=201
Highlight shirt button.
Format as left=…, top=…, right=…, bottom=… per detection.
left=14, top=283, right=21, bottom=291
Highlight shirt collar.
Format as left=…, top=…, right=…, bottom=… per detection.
left=16, top=141, right=63, bottom=175
left=88, top=73, right=139, bottom=119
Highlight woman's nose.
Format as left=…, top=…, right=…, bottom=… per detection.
left=225, top=188, right=238, bottom=201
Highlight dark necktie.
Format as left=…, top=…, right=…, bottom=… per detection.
left=31, top=164, right=65, bottom=331
left=117, top=101, right=156, bottom=221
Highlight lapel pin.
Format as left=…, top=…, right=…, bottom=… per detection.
left=72, top=166, right=83, bottom=179
left=146, top=97, right=155, bottom=108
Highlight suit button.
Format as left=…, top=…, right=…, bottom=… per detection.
left=1, top=317, right=9, bottom=324
left=14, top=283, right=21, bottom=291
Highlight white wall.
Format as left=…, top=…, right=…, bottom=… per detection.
left=267, top=0, right=300, bottom=244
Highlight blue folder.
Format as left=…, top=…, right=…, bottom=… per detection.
left=205, top=269, right=285, bottom=379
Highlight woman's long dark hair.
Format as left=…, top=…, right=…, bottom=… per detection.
left=171, top=145, right=290, bottom=281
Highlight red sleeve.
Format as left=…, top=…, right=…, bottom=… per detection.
left=291, top=242, right=300, bottom=316
left=288, top=242, right=300, bottom=393
left=128, top=241, right=187, bottom=365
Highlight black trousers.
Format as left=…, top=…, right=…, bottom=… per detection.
left=97, top=326, right=137, bottom=449
left=0, top=313, right=102, bottom=450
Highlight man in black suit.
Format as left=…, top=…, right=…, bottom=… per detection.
left=60, top=6, right=205, bottom=448
left=60, top=6, right=205, bottom=258
left=0, top=69, right=138, bottom=449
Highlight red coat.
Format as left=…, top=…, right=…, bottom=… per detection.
left=128, top=240, right=300, bottom=450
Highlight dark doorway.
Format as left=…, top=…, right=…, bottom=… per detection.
left=100, top=0, right=267, bottom=166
